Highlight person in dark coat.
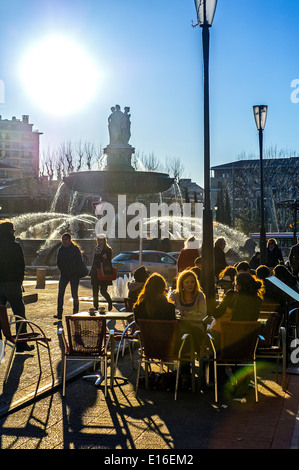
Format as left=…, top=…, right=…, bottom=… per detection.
left=214, top=237, right=228, bottom=279
left=289, top=237, right=299, bottom=278
left=90, top=234, right=113, bottom=311
left=255, top=265, right=283, bottom=304
left=0, top=219, right=33, bottom=352
left=127, top=265, right=150, bottom=308
left=249, top=252, right=261, bottom=270
left=266, top=238, right=283, bottom=269
left=55, top=233, right=83, bottom=319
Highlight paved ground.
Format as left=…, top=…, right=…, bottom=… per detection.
left=1, top=276, right=299, bottom=453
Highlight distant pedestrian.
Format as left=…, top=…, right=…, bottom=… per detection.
left=0, top=219, right=33, bottom=352
left=249, top=251, right=261, bottom=270
left=289, top=236, right=299, bottom=278
left=191, top=256, right=202, bottom=283
left=177, top=236, right=200, bottom=273
left=214, top=237, right=228, bottom=279
left=266, top=238, right=283, bottom=269
left=90, top=234, right=113, bottom=311
left=55, top=233, right=84, bottom=320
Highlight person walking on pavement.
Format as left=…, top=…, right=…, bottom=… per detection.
left=90, top=234, right=113, bottom=311
left=0, top=219, right=33, bottom=352
left=54, top=233, right=83, bottom=320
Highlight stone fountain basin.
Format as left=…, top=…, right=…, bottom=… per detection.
left=63, top=170, right=174, bottom=195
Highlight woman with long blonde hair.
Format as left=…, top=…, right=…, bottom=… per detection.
left=169, top=269, right=207, bottom=321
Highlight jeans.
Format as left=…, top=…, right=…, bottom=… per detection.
left=92, top=282, right=112, bottom=310
left=0, top=281, right=26, bottom=335
left=57, top=276, right=79, bottom=317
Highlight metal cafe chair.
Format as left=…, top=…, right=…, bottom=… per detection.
left=0, top=304, right=54, bottom=384
left=114, top=320, right=140, bottom=371
left=207, top=321, right=262, bottom=403
left=135, top=318, right=195, bottom=400
left=256, top=311, right=286, bottom=390
left=59, top=315, right=115, bottom=397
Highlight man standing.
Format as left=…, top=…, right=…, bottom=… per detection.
left=289, top=236, right=299, bottom=278
left=0, top=219, right=33, bottom=352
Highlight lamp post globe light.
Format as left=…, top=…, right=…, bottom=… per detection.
left=194, top=0, right=218, bottom=312
left=253, top=104, right=268, bottom=265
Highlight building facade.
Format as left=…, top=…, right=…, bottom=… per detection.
left=0, top=115, right=42, bottom=181
left=211, top=157, right=299, bottom=233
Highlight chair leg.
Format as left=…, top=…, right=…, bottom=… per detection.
left=254, top=361, right=258, bottom=402
left=110, top=355, right=114, bottom=391
left=62, top=355, right=67, bottom=397
left=127, top=341, right=135, bottom=368
left=174, top=364, right=180, bottom=400
left=135, top=360, right=141, bottom=395
left=4, top=344, right=16, bottom=383
left=46, top=342, right=55, bottom=385
left=214, top=361, right=218, bottom=403
left=36, top=342, right=43, bottom=377
left=145, top=362, right=149, bottom=389
left=104, top=358, right=108, bottom=397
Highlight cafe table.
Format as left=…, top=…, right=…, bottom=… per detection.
left=73, top=310, right=133, bottom=386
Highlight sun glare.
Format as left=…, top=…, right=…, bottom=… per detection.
left=20, top=36, right=100, bottom=115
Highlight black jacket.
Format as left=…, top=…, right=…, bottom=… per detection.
left=90, top=245, right=112, bottom=285
left=0, top=233, right=25, bottom=285
left=57, top=242, right=83, bottom=279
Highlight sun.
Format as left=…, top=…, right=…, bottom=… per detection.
left=20, top=35, right=100, bottom=115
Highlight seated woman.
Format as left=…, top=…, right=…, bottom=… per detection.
left=256, top=265, right=283, bottom=304
left=169, top=269, right=207, bottom=322
left=273, top=264, right=299, bottom=293
left=169, top=270, right=207, bottom=358
left=209, top=273, right=264, bottom=342
left=133, top=273, right=176, bottom=323
left=127, top=265, right=150, bottom=309
left=210, top=273, right=265, bottom=396
left=217, top=266, right=237, bottom=293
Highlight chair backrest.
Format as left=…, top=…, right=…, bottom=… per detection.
left=261, top=302, right=281, bottom=312
left=260, top=312, right=282, bottom=347
left=65, top=316, right=106, bottom=356
left=137, top=319, right=180, bottom=360
left=0, top=305, right=14, bottom=342
left=219, top=321, right=261, bottom=361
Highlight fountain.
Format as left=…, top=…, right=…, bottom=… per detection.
left=11, top=104, right=254, bottom=284
left=63, top=105, right=174, bottom=205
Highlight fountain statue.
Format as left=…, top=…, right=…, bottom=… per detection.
left=63, top=105, right=174, bottom=203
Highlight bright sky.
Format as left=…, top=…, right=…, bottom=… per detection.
left=0, top=0, right=298, bottom=186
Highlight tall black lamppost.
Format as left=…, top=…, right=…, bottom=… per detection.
left=253, top=105, right=268, bottom=264
left=194, top=0, right=217, bottom=311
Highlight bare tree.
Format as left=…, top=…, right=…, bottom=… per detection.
left=165, top=156, right=185, bottom=183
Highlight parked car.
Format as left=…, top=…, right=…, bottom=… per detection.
left=112, top=250, right=177, bottom=281
left=168, top=251, right=180, bottom=260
